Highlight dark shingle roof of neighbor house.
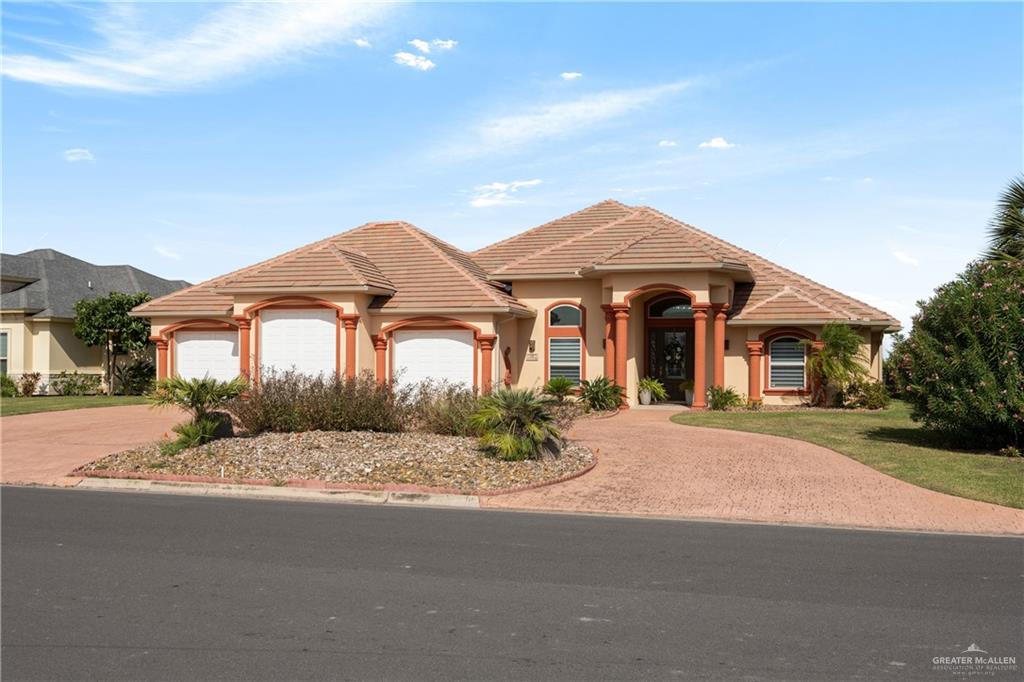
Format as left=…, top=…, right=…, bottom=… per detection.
left=0, top=249, right=190, bottom=320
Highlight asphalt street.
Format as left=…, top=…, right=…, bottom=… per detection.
left=2, top=486, right=1021, bottom=680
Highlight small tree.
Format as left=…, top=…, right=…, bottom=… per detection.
left=801, top=322, right=867, bottom=406
left=73, top=292, right=152, bottom=395
left=898, top=259, right=1023, bottom=449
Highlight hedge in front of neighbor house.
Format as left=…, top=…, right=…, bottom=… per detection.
left=892, top=259, right=1023, bottom=449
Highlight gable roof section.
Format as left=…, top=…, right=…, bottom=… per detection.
left=0, top=249, right=189, bottom=319
left=137, top=221, right=531, bottom=316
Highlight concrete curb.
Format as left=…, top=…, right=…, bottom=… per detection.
left=75, top=477, right=480, bottom=508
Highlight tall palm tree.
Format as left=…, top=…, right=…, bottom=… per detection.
left=987, top=175, right=1024, bottom=261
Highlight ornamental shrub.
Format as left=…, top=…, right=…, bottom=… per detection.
left=897, top=259, right=1023, bottom=449
left=51, top=371, right=102, bottom=396
left=228, top=369, right=413, bottom=434
left=1, top=374, right=16, bottom=398
left=411, top=380, right=481, bottom=436
left=578, top=376, right=623, bottom=411
left=706, top=385, right=745, bottom=410
left=115, top=358, right=156, bottom=395
left=846, top=380, right=891, bottom=410
left=16, top=372, right=42, bottom=397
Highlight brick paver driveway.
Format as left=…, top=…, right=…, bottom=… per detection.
left=484, top=409, right=1024, bottom=535
left=1, top=406, right=184, bottom=486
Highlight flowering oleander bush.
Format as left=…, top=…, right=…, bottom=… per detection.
left=895, top=259, right=1023, bottom=449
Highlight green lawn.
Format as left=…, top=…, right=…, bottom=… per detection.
left=0, top=395, right=148, bottom=417
left=671, top=401, right=1023, bottom=509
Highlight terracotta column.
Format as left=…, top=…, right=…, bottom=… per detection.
left=373, top=334, right=388, bottom=383
left=611, top=303, right=629, bottom=401
left=745, top=340, right=763, bottom=405
left=712, top=304, right=728, bottom=388
left=234, top=317, right=251, bottom=378
left=151, top=336, right=168, bottom=381
left=342, top=315, right=359, bottom=379
left=601, top=304, right=615, bottom=381
left=478, top=334, right=496, bottom=394
left=692, top=304, right=709, bottom=409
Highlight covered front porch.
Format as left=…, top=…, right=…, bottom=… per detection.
left=599, top=283, right=729, bottom=409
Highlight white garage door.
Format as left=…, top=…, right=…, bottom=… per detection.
left=393, top=330, right=474, bottom=387
left=260, top=309, right=336, bottom=377
left=175, top=331, right=239, bottom=382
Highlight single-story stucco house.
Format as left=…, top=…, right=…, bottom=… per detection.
left=1, top=249, right=189, bottom=391
left=134, top=201, right=900, bottom=408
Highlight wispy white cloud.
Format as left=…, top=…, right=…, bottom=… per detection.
left=408, top=38, right=431, bottom=54
left=658, top=139, right=677, bottom=147
left=393, top=51, right=435, bottom=71
left=470, top=179, right=542, bottom=208
left=154, top=244, right=181, bottom=260
left=561, top=72, right=582, bottom=81
left=447, top=80, right=693, bottom=158
left=62, top=148, right=94, bottom=162
left=890, top=249, right=919, bottom=266
left=432, top=39, right=457, bottom=51
left=698, top=136, right=735, bottom=149
left=353, top=37, right=371, bottom=48
left=2, top=2, right=393, bottom=93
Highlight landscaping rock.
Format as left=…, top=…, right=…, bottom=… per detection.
left=81, top=431, right=594, bottom=493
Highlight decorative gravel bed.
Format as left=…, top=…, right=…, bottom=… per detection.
left=80, top=431, right=595, bottom=492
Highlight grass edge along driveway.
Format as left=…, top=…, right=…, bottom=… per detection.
left=0, top=395, right=148, bottom=417
left=672, top=401, right=1023, bottom=509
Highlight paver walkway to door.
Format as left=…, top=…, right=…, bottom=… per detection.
left=1, top=405, right=184, bottom=486
left=483, top=410, right=1024, bottom=535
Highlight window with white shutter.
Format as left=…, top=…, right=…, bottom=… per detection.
left=548, top=337, right=582, bottom=384
left=769, top=337, right=806, bottom=389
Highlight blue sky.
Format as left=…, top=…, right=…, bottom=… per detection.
left=3, top=1, right=1021, bottom=332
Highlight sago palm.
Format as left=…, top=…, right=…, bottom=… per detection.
left=470, top=388, right=561, bottom=461
left=987, top=175, right=1024, bottom=262
left=148, top=375, right=247, bottom=422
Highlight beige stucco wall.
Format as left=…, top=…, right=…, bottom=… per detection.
left=506, top=279, right=605, bottom=391
left=0, top=313, right=30, bottom=376
left=145, top=283, right=887, bottom=406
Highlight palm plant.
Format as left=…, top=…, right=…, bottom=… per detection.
left=470, top=388, right=561, bottom=461
left=986, top=175, right=1024, bottom=262
left=638, top=377, right=669, bottom=402
left=542, top=376, right=576, bottom=403
left=148, top=375, right=247, bottom=422
left=800, top=323, right=867, bottom=406
left=578, top=376, right=624, bottom=411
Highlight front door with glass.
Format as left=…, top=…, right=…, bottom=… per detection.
left=647, top=328, right=693, bottom=401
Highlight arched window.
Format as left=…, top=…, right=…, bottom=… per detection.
left=768, top=337, right=806, bottom=388
left=647, top=296, right=693, bottom=319
left=549, top=304, right=582, bottom=327
left=546, top=303, right=584, bottom=385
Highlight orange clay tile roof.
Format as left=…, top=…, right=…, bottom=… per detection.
left=474, top=201, right=899, bottom=326
left=135, top=221, right=530, bottom=316
left=137, top=201, right=897, bottom=327
left=216, top=243, right=394, bottom=292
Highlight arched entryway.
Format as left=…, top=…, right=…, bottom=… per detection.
left=643, top=293, right=695, bottom=402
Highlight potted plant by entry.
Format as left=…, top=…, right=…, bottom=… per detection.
left=679, top=380, right=695, bottom=405
left=638, top=377, right=669, bottom=405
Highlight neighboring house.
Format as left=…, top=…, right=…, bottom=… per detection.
left=1, top=249, right=190, bottom=392
left=134, top=201, right=900, bottom=408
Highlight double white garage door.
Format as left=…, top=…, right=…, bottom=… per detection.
left=175, top=313, right=475, bottom=387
